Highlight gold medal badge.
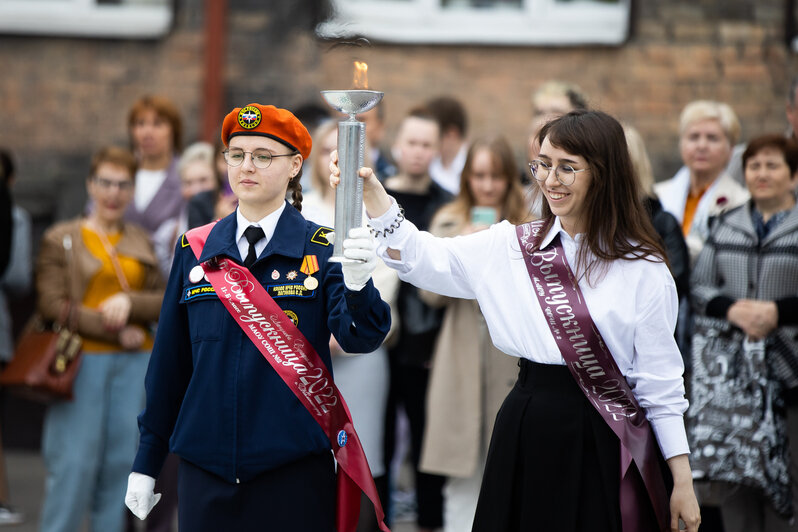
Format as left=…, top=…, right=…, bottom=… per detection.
left=300, top=255, right=320, bottom=290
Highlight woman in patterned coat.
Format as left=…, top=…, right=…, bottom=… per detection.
left=689, top=133, right=798, bottom=531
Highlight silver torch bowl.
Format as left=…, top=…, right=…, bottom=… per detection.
left=320, top=90, right=384, bottom=263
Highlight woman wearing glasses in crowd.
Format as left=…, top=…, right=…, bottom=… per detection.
left=125, top=104, right=391, bottom=532
left=331, top=109, right=701, bottom=532
left=37, top=146, right=165, bottom=532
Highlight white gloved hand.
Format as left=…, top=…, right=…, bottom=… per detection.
left=327, top=227, right=378, bottom=291
left=125, top=472, right=161, bottom=520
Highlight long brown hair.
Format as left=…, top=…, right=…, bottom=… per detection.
left=533, top=110, right=668, bottom=284
left=436, top=135, right=528, bottom=226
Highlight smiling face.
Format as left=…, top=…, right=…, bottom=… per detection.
left=226, top=135, right=302, bottom=216
left=87, top=162, right=135, bottom=227
left=536, top=136, right=592, bottom=236
left=467, top=147, right=508, bottom=209
left=744, top=146, right=798, bottom=214
left=679, top=118, right=732, bottom=183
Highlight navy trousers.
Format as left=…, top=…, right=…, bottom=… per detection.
left=177, top=452, right=336, bottom=532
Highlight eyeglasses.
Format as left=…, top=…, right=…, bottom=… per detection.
left=528, top=159, right=588, bottom=186
left=93, top=177, right=133, bottom=191
left=223, top=148, right=296, bottom=169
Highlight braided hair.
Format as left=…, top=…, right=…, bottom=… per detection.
left=288, top=164, right=303, bottom=212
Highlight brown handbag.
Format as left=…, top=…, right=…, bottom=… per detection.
left=0, top=234, right=83, bottom=402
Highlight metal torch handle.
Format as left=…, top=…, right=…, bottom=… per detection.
left=331, top=119, right=365, bottom=262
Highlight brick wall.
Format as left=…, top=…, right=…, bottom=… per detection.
left=316, top=0, right=795, bottom=183
left=1, top=0, right=795, bottom=224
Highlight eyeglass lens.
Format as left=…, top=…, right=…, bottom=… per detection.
left=224, top=149, right=274, bottom=169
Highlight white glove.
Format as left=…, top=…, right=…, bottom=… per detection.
left=327, top=227, right=378, bottom=291
left=125, top=472, right=161, bottom=520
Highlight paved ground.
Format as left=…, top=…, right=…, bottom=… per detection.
left=4, top=449, right=419, bottom=531
left=2, top=394, right=421, bottom=531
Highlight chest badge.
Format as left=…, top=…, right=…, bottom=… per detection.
left=189, top=265, right=205, bottom=284
left=286, top=270, right=298, bottom=281
left=300, top=255, right=320, bottom=290
left=271, top=270, right=280, bottom=280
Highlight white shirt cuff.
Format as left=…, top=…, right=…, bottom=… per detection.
left=367, top=197, right=415, bottom=268
left=650, top=415, right=690, bottom=460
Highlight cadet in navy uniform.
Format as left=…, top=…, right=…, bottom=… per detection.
left=124, top=103, right=390, bottom=531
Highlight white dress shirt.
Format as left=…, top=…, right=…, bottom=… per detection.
left=429, top=144, right=468, bottom=196
left=368, top=199, right=690, bottom=459
left=234, top=202, right=286, bottom=263
left=134, top=168, right=168, bottom=211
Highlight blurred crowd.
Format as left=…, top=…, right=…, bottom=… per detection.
left=0, top=75, right=797, bottom=532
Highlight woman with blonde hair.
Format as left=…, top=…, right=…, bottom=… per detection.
left=655, top=100, right=749, bottom=264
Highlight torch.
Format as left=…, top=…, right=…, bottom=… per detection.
left=321, top=61, right=384, bottom=263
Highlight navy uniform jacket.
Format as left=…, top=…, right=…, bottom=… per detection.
left=132, top=203, right=391, bottom=483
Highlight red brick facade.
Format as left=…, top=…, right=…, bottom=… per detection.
left=0, top=0, right=795, bottom=221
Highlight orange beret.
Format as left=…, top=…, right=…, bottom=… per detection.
left=221, top=103, right=312, bottom=160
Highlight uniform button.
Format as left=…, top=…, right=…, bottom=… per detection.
left=236, top=478, right=240, bottom=484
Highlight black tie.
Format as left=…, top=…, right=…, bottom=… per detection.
left=243, top=225, right=265, bottom=268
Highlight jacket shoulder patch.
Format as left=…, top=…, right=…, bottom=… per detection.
left=310, top=226, right=333, bottom=246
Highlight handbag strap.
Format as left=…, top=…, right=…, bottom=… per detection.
left=62, top=233, right=80, bottom=332
left=83, top=221, right=131, bottom=292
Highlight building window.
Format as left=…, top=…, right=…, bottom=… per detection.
left=0, top=0, right=173, bottom=39
left=317, top=0, right=630, bottom=46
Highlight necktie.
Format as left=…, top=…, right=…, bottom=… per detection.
left=243, top=225, right=265, bottom=268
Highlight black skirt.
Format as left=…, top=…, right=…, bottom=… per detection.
left=472, top=359, right=623, bottom=532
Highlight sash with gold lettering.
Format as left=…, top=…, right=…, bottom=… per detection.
left=186, top=222, right=389, bottom=532
left=516, top=220, right=670, bottom=532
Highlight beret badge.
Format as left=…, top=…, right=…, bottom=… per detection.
left=238, top=106, right=262, bottom=129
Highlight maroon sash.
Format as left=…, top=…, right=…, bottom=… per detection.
left=516, top=221, right=670, bottom=532
left=186, top=222, right=389, bottom=532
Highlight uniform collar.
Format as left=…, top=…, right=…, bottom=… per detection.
left=235, top=202, right=285, bottom=246
left=198, top=201, right=307, bottom=264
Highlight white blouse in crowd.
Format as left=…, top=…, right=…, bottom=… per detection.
left=367, top=199, right=690, bottom=460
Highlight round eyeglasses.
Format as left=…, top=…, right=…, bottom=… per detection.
left=223, top=148, right=296, bottom=169
left=528, top=159, right=588, bottom=187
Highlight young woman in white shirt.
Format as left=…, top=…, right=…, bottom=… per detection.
left=331, top=109, right=701, bottom=532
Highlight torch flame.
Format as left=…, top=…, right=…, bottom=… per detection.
left=353, top=61, right=369, bottom=89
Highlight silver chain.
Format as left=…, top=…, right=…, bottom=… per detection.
left=369, top=206, right=405, bottom=238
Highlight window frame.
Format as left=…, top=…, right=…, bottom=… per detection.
left=317, top=0, right=631, bottom=46
left=0, top=0, right=173, bottom=39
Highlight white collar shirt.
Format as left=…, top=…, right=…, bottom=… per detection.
left=134, top=168, right=168, bottom=212
left=368, top=198, right=690, bottom=459
left=429, top=144, right=468, bottom=196
left=235, top=202, right=286, bottom=263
